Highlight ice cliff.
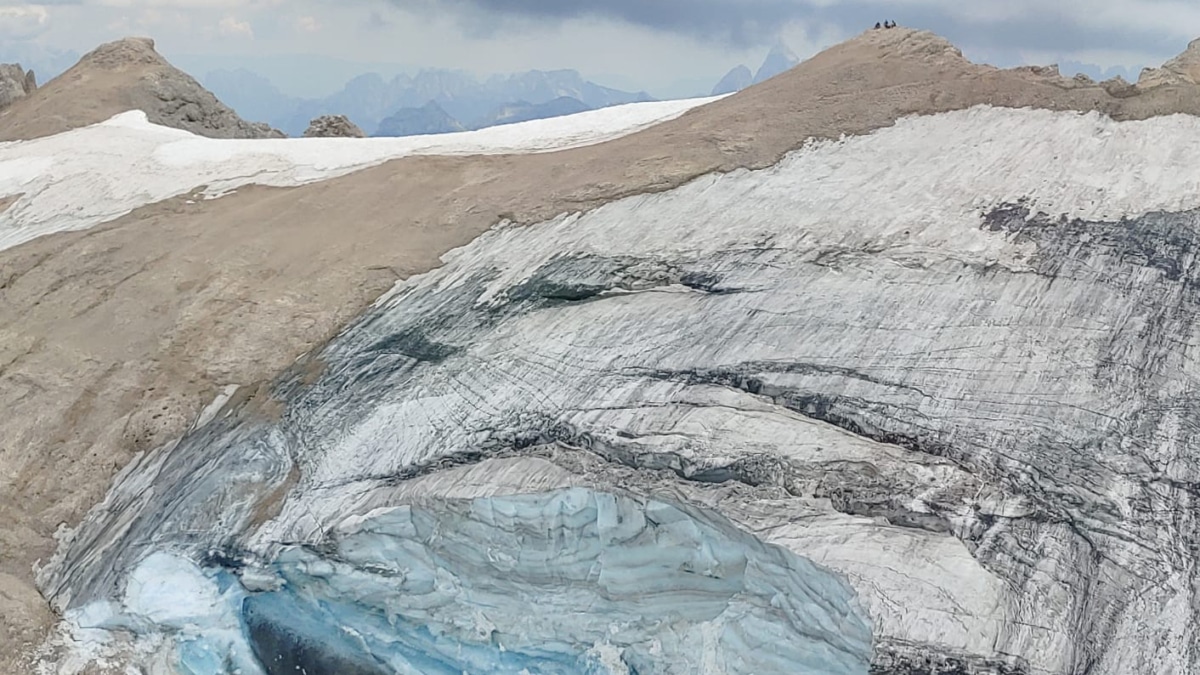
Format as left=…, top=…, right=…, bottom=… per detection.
left=57, top=490, right=869, bottom=674
left=39, top=104, right=1200, bottom=673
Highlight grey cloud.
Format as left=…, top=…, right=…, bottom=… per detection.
left=384, top=0, right=1186, bottom=64
left=387, top=0, right=815, bottom=46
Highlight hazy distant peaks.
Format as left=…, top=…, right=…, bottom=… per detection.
left=754, top=41, right=801, bottom=84
left=711, top=65, right=752, bottom=95
left=711, top=41, right=801, bottom=96
left=205, top=66, right=653, bottom=137
left=375, top=99, right=465, bottom=136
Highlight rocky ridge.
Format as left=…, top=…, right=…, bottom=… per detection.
left=0, top=37, right=282, bottom=141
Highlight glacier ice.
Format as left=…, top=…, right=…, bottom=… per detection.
left=61, top=551, right=263, bottom=675
left=40, top=105, right=1200, bottom=673
left=63, top=490, right=872, bottom=674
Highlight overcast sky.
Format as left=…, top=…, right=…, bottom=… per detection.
left=0, top=0, right=1194, bottom=97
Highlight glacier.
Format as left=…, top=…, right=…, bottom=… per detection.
left=38, top=104, right=1200, bottom=673
left=54, top=490, right=871, bottom=674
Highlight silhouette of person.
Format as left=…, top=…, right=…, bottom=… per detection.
left=888, top=20, right=897, bottom=28
left=875, top=22, right=881, bottom=29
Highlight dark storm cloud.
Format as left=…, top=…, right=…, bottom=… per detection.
left=385, top=0, right=1185, bottom=61
left=388, top=0, right=818, bottom=45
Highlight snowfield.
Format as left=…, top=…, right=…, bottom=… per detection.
left=0, top=95, right=723, bottom=253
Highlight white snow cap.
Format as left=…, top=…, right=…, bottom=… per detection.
left=0, top=96, right=724, bottom=253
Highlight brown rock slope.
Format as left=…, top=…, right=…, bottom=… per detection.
left=6, top=26, right=1200, bottom=666
left=0, top=36, right=282, bottom=142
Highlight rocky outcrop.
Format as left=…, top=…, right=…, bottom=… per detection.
left=0, top=63, right=35, bottom=110
left=0, top=37, right=283, bottom=141
left=1138, top=37, right=1200, bottom=88
left=302, top=114, right=364, bottom=138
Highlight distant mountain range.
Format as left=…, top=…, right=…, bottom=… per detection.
left=376, top=100, right=464, bottom=137
left=204, top=67, right=654, bottom=137
left=203, top=42, right=811, bottom=138
left=712, top=42, right=801, bottom=95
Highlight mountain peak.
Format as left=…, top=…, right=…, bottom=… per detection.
left=0, top=34, right=282, bottom=141
left=753, top=40, right=801, bottom=84
left=78, top=36, right=165, bottom=70
left=712, top=65, right=753, bottom=95
left=852, top=26, right=964, bottom=61
left=766, top=40, right=798, bottom=60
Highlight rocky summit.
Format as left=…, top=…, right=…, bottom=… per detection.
left=0, top=37, right=282, bottom=141
left=5, top=25, right=1200, bottom=675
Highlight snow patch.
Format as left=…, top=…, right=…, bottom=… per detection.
left=0, top=97, right=723, bottom=253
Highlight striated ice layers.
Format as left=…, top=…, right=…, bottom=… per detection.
left=248, top=489, right=870, bottom=674
left=58, top=490, right=871, bottom=674
left=41, top=105, right=1200, bottom=673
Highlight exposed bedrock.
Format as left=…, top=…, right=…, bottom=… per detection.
left=42, top=107, right=1200, bottom=674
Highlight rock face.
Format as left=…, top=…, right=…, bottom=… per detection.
left=41, top=105, right=1200, bottom=674
left=0, top=37, right=283, bottom=141
left=0, top=63, right=35, bottom=110
left=302, top=114, right=364, bottom=138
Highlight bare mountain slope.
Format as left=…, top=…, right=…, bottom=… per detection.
left=8, top=27, right=1200, bottom=670
left=0, top=37, right=281, bottom=142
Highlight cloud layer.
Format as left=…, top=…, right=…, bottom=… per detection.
left=0, top=5, right=51, bottom=39
left=383, top=0, right=1196, bottom=56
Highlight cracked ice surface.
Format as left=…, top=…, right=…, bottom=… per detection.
left=247, top=489, right=870, bottom=674
left=43, top=105, right=1200, bottom=673
left=57, top=490, right=872, bottom=675
left=0, top=95, right=721, bottom=252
